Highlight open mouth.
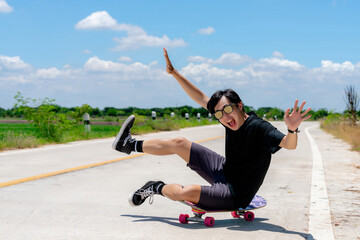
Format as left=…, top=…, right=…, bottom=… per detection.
left=227, top=119, right=236, bottom=128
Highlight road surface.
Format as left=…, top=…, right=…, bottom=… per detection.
left=0, top=122, right=359, bottom=240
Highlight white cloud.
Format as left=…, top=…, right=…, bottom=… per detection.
left=320, top=60, right=355, bottom=72
left=212, top=53, right=252, bottom=65
left=187, top=56, right=208, bottom=63
left=1, top=52, right=360, bottom=111
left=188, top=52, right=252, bottom=66
left=258, top=57, right=304, bottom=70
left=0, top=74, right=28, bottom=83
left=75, top=11, right=186, bottom=50
left=83, top=49, right=91, bottom=54
left=112, top=34, right=186, bottom=50
left=0, top=55, right=32, bottom=71
left=75, top=11, right=118, bottom=30
left=181, top=63, right=244, bottom=84
left=0, top=0, right=13, bottom=13
left=272, top=51, right=284, bottom=59
left=63, top=64, right=72, bottom=69
left=198, top=27, right=215, bottom=35
left=149, top=61, right=158, bottom=67
left=75, top=11, right=145, bottom=35
left=84, top=56, right=123, bottom=72
left=35, top=67, right=64, bottom=79
left=83, top=56, right=164, bottom=82
left=118, top=56, right=132, bottom=62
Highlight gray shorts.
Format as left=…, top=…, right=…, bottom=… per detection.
left=188, top=142, right=237, bottom=210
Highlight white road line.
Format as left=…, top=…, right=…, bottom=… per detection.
left=0, top=138, right=112, bottom=156
left=305, top=126, right=334, bottom=240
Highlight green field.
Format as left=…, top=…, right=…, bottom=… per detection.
left=0, top=123, right=119, bottom=150
left=0, top=117, right=218, bottom=151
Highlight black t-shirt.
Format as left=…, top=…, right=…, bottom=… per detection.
left=223, top=112, right=285, bottom=208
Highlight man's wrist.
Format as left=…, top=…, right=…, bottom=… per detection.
left=288, top=128, right=300, bottom=134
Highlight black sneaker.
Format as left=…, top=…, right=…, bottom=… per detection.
left=112, top=115, right=136, bottom=154
left=128, top=181, right=165, bottom=207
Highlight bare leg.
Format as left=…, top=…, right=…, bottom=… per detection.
left=142, top=137, right=192, bottom=163
left=143, top=138, right=199, bottom=202
left=162, top=184, right=201, bottom=203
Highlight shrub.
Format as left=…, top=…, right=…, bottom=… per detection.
left=14, top=92, right=76, bottom=141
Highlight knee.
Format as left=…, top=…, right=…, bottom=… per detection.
left=171, top=186, right=190, bottom=200
left=180, top=185, right=201, bottom=203
left=171, top=137, right=190, bottom=148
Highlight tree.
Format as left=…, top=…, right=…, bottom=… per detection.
left=344, top=85, right=359, bottom=126
left=267, top=108, right=284, bottom=120
left=310, top=108, right=329, bottom=120
left=0, top=107, right=5, bottom=117
left=71, top=104, right=93, bottom=123
left=14, top=92, right=76, bottom=141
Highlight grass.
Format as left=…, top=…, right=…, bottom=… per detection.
left=321, top=115, right=360, bottom=151
left=0, top=123, right=46, bottom=150
left=0, top=117, right=218, bottom=151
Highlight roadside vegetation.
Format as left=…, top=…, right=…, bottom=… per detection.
left=321, top=115, right=360, bottom=151
left=0, top=93, right=221, bottom=151
left=320, top=85, right=360, bottom=151
left=0, top=117, right=220, bottom=151
left=1, top=91, right=359, bottom=151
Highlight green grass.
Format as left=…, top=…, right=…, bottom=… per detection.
left=0, top=123, right=46, bottom=150
left=0, top=117, right=218, bottom=151
left=0, top=123, right=121, bottom=150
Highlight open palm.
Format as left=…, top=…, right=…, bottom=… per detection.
left=284, top=100, right=312, bottom=131
left=163, top=48, right=174, bottom=74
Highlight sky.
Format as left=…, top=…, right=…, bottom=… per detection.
left=1, top=0, right=359, bottom=112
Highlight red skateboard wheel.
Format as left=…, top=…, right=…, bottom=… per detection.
left=231, top=211, right=240, bottom=218
left=244, top=211, right=255, bottom=221
left=204, top=217, right=215, bottom=227
left=179, top=214, right=189, bottom=224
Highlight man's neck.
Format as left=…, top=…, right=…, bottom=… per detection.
left=238, top=112, right=249, bottom=128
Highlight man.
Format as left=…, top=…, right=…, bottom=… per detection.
left=112, top=48, right=311, bottom=210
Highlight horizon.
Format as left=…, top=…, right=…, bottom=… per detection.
left=0, top=96, right=339, bottom=114
left=1, top=0, right=359, bottom=112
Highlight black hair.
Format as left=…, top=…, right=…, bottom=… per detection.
left=207, top=89, right=242, bottom=114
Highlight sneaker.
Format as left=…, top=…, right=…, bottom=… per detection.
left=112, top=115, right=136, bottom=154
left=128, top=181, right=165, bottom=207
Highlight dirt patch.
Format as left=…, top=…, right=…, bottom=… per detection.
left=313, top=127, right=360, bottom=239
left=345, top=189, right=360, bottom=193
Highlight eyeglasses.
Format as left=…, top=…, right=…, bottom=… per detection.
left=214, top=103, right=237, bottom=120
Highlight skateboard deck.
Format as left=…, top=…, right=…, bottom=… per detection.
left=179, top=195, right=266, bottom=227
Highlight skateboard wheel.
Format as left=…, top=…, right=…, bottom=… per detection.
left=231, top=211, right=240, bottom=218
left=179, top=214, right=189, bottom=224
left=204, top=217, right=215, bottom=227
left=244, top=211, right=255, bottom=221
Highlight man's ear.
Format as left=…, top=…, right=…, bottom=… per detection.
left=237, top=101, right=243, bottom=111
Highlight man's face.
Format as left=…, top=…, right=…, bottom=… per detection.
left=214, top=96, right=243, bottom=131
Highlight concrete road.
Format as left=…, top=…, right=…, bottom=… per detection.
left=0, top=122, right=359, bottom=240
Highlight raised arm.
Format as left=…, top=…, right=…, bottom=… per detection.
left=279, top=100, right=312, bottom=150
left=164, top=48, right=209, bottom=109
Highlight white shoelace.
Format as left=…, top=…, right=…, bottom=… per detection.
left=135, top=186, right=155, bottom=204
left=122, top=134, right=136, bottom=147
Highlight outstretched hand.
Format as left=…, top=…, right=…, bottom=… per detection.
left=284, top=100, right=312, bottom=131
left=163, top=48, right=175, bottom=74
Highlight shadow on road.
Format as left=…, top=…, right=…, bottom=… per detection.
left=121, top=214, right=313, bottom=239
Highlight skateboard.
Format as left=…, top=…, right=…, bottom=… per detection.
left=179, top=195, right=266, bottom=227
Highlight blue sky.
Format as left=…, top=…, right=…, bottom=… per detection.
left=1, top=0, right=359, bottom=111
